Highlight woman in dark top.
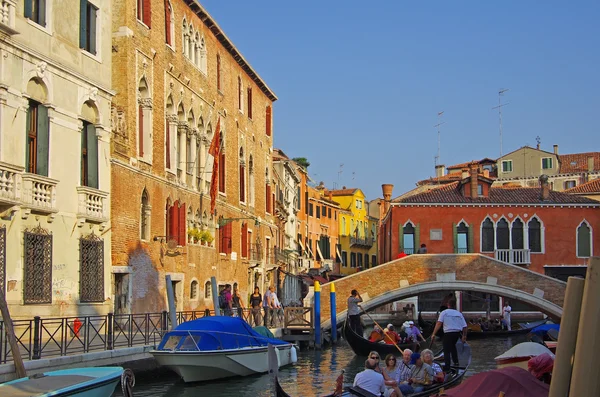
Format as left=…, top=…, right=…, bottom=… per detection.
left=232, top=286, right=244, bottom=318
left=249, top=286, right=262, bottom=326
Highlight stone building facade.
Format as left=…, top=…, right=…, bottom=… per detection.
left=110, top=0, right=276, bottom=314
left=0, top=0, right=113, bottom=317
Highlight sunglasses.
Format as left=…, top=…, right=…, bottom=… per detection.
left=388, top=358, right=396, bottom=361
left=370, top=356, right=380, bottom=359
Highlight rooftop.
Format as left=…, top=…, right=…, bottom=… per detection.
left=558, top=152, right=600, bottom=174
left=564, top=178, right=600, bottom=194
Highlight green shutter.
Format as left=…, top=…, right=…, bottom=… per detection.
left=36, top=105, right=49, bottom=177
left=89, top=5, right=97, bottom=54
left=39, top=0, right=47, bottom=26
left=414, top=224, right=420, bottom=252
left=398, top=224, right=404, bottom=252
left=24, top=0, right=33, bottom=19
left=80, top=0, right=87, bottom=49
left=452, top=223, right=458, bottom=253
left=25, top=104, right=31, bottom=171
left=468, top=226, right=474, bottom=253
left=86, top=124, right=98, bottom=188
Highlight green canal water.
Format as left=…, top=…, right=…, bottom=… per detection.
left=113, top=335, right=528, bottom=396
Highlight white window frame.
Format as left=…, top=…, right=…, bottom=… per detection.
left=501, top=160, right=513, bottom=173
left=81, top=0, right=102, bottom=62
left=26, top=0, right=53, bottom=36
left=564, top=180, right=577, bottom=190
left=541, top=157, right=553, bottom=170
left=480, top=216, right=495, bottom=253
left=526, top=215, right=545, bottom=254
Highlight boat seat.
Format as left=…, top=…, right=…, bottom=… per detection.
left=2, top=375, right=94, bottom=397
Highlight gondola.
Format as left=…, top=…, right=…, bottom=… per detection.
left=466, top=319, right=547, bottom=340
left=343, top=321, right=425, bottom=357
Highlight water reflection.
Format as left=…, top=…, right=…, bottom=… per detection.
left=116, top=335, right=529, bottom=396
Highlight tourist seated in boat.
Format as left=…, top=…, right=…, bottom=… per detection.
left=354, top=356, right=403, bottom=397
left=384, top=324, right=401, bottom=345
left=399, top=353, right=435, bottom=395
left=369, top=325, right=385, bottom=343
left=406, top=321, right=426, bottom=342
left=398, top=349, right=413, bottom=384
left=382, top=354, right=405, bottom=397
left=421, top=349, right=445, bottom=383
left=467, top=320, right=482, bottom=332
left=480, top=317, right=491, bottom=331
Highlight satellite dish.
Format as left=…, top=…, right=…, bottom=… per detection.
left=167, top=239, right=178, bottom=250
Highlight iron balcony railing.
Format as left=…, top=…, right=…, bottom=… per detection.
left=350, top=237, right=374, bottom=248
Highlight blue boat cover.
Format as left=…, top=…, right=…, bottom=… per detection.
left=157, top=316, right=289, bottom=351
left=531, top=324, right=560, bottom=336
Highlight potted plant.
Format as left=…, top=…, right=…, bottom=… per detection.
left=205, top=231, right=214, bottom=247
left=187, top=228, right=196, bottom=244
left=199, top=230, right=209, bottom=245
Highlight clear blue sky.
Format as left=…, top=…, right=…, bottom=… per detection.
left=202, top=0, right=600, bottom=200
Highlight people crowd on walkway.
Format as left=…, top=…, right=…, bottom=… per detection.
left=217, top=284, right=285, bottom=328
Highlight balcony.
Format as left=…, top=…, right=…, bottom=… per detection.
left=0, top=0, right=17, bottom=35
left=21, top=173, right=58, bottom=213
left=0, top=161, right=23, bottom=206
left=350, top=237, right=374, bottom=248
left=77, top=186, right=109, bottom=223
left=495, top=249, right=531, bottom=266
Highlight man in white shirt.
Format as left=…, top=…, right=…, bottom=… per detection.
left=502, top=301, right=512, bottom=331
left=429, top=299, right=467, bottom=371
left=354, top=358, right=402, bottom=397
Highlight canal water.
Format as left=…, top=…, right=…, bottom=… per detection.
left=115, top=335, right=529, bottom=396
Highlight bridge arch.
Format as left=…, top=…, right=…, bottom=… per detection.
left=321, top=280, right=562, bottom=331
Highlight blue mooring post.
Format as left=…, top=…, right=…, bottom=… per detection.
left=330, top=283, right=337, bottom=343
left=314, top=281, right=321, bottom=349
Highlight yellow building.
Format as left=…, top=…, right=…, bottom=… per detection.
left=328, top=188, right=376, bottom=275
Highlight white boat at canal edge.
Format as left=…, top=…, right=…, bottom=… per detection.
left=150, top=316, right=297, bottom=383
left=0, top=366, right=124, bottom=397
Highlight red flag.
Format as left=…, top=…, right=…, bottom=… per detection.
left=209, top=117, right=221, bottom=213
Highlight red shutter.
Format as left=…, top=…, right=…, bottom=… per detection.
left=138, top=105, right=144, bottom=157
left=137, top=0, right=143, bottom=20
left=226, top=223, right=232, bottom=254
left=219, top=152, right=226, bottom=193
left=239, top=165, right=245, bottom=202
left=266, top=184, right=271, bottom=213
left=219, top=222, right=225, bottom=253
left=241, top=223, right=248, bottom=257
left=178, top=202, right=186, bottom=246
left=266, top=106, right=272, bottom=136
left=247, top=88, right=252, bottom=118
left=272, top=192, right=275, bottom=214
left=164, top=0, right=171, bottom=44
left=169, top=203, right=178, bottom=242
left=143, top=0, right=152, bottom=28
left=165, top=121, right=171, bottom=168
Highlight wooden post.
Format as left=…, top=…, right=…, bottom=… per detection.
left=0, top=290, right=26, bottom=378
left=549, top=276, right=585, bottom=397
left=569, top=257, right=600, bottom=396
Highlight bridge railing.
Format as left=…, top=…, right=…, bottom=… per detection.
left=495, top=249, right=531, bottom=265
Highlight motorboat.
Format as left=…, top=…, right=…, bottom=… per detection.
left=150, top=316, right=297, bottom=383
left=0, top=367, right=124, bottom=397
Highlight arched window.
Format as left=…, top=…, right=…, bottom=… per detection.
left=138, top=78, right=152, bottom=161
left=176, top=104, right=185, bottom=177
left=194, top=32, right=200, bottom=66
left=456, top=221, right=469, bottom=253
left=496, top=218, right=509, bottom=250
left=25, top=78, right=49, bottom=176
left=204, top=281, right=211, bottom=298
left=141, top=189, right=151, bottom=240
left=80, top=101, right=99, bottom=188
left=199, top=37, right=207, bottom=74
left=511, top=218, right=524, bottom=250
left=182, top=20, right=188, bottom=57
left=239, top=147, right=245, bottom=202
left=188, top=25, right=194, bottom=60
left=190, top=280, right=198, bottom=300
left=481, top=218, right=495, bottom=252
left=577, top=221, right=592, bottom=258
left=216, top=54, right=221, bottom=90
left=403, top=222, right=415, bottom=254
left=248, top=155, right=255, bottom=206
left=237, top=76, right=242, bottom=110
left=165, top=1, right=174, bottom=46
left=165, top=95, right=175, bottom=171
left=528, top=217, right=542, bottom=253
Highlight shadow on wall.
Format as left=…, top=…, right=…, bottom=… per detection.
left=128, top=243, right=165, bottom=313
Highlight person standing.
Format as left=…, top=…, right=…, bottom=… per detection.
left=263, top=286, right=273, bottom=327
left=270, top=286, right=283, bottom=327
left=232, top=285, right=244, bottom=318
left=429, top=299, right=467, bottom=371
left=347, top=289, right=363, bottom=335
left=249, top=286, right=262, bottom=326
left=502, top=300, right=512, bottom=331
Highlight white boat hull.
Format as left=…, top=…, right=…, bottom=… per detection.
left=151, top=344, right=294, bottom=383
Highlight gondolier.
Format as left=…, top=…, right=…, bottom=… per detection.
left=347, top=289, right=363, bottom=335
left=429, top=299, right=467, bottom=372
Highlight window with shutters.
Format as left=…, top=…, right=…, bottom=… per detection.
left=137, top=0, right=151, bottom=27
left=238, top=77, right=243, bottom=111
left=166, top=200, right=186, bottom=246
left=239, top=148, right=245, bottom=202
left=402, top=222, right=415, bottom=254
left=481, top=217, right=495, bottom=252
left=350, top=252, right=356, bottom=268
left=528, top=217, right=542, bottom=253
left=79, top=233, right=104, bottom=302
left=248, top=156, right=255, bottom=206
left=80, top=1, right=98, bottom=55
left=24, top=0, right=47, bottom=27
left=265, top=106, right=272, bottom=136
left=541, top=157, right=553, bottom=170
left=342, top=251, right=348, bottom=267
left=217, top=55, right=222, bottom=91
left=241, top=222, right=248, bottom=258
left=219, top=152, right=226, bottom=193
left=80, top=121, right=98, bottom=188
left=165, top=1, right=174, bottom=46
left=456, top=221, right=469, bottom=253
left=266, top=184, right=271, bottom=213
left=576, top=221, right=592, bottom=258
left=26, top=99, right=49, bottom=176
left=23, top=226, right=52, bottom=304
left=247, top=87, right=253, bottom=119
left=219, top=221, right=232, bottom=254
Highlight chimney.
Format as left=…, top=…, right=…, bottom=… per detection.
left=435, top=164, right=445, bottom=178
left=461, top=168, right=469, bottom=179
left=539, top=175, right=550, bottom=201
left=328, top=191, right=333, bottom=201
left=536, top=142, right=540, bottom=150
left=553, top=144, right=559, bottom=155
left=381, top=184, right=393, bottom=213
left=470, top=163, right=478, bottom=198
left=483, top=169, right=490, bottom=178
left=588, top=156, right=595, bottom=173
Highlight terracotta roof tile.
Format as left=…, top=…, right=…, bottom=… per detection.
left=564, top=178, right=600, bottom=194
left=394, top=181, right=598, bottom=204
left=416, top=171, right=463, bottom=186
left=446, top=158, right=497, bottom=170
left=328, top=188, right=358, bottom=196
left=559, top=152, right=600, bottom=174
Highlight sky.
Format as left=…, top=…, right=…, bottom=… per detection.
left=201, top=0, right=600, bottom=200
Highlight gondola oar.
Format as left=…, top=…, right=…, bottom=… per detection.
left=359, top=305, right=405, bottom=355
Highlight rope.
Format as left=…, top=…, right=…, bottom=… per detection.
left=121, top=368, right=135, bottom=397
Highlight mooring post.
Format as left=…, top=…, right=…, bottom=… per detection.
left=330, top=282, right=337, bottom=343
left=314, top=281, right=321, bottom=349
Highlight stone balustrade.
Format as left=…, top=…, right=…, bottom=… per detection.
left=0, top=0, right=17, bottom=34
left=0, top=161, right=22, bottom=205
left=22, top=173, right=58, bottom=212
left=77, top=186, right=109, bottom=222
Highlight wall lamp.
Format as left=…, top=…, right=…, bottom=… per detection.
left=217, top=216, right=261, bottom=228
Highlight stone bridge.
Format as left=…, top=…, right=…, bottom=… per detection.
left=319, top=254, right=566, bottom=331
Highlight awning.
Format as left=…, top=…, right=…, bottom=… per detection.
left=336, top=246, right=342, bottom=262
left=316, top=244, right=324, bottom=261
left=307, top=243, right=314, bottom=259
left=298, top=239, right=305, bottom=250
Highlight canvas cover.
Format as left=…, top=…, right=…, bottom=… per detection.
left=495, top=342, right=554, bottom=361
left=442, top=366, right=550, bottom=397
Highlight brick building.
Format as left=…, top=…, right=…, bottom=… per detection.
left=380, top=164, right=600, bottom=277
left=110, top=0, right=276, bottom=314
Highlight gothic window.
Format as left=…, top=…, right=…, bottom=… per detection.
left=23, top=226, right=52, bottom=304
left=138, top=78, right=152, bottom=161
left=182, top=20, right=188, bottom=57
left=528, top=217, right=542, bottom=253
left=248, top=155, right=255, bottom=206
left=247, top=87, right=253, bottom=119
left=455, top=221, right=469, bottom=253
left=239, top=147, right=246, bottom=202
left=237, top=76, right=242, bottom=111
left=187, top=25, right=194, bottom=61
left=141, top=189, right=151, bottom=240
left=217, top=54, right=221, bottom=90
left=577, top=221, right=592, bottom=258
left=511, top=218, right=524, bottom=250
left=403, top=222, right=415, bottom=254
left=79, top=233, right=104, bottom=303
left=218, top=132, right=226, bottom=193
left=176, top=104, right=185, bottom=175
left=496, top=218, right=509, bottom=249
left=166, top=199, right=186, bottom=246
left=199, top=37, right=207, bottom=74
left=481, top=217, right=495, bottom=252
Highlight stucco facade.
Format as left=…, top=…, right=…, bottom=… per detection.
left=0, top=0, right=113, bottom=318
left=110, top=0, right=276, bottom=314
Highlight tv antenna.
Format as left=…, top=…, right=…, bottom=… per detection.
left=338, top=164, right=344, bottom=181
left=434, top=111, right=445, bottom=166
left=492, top=89, right=510, bottom=157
